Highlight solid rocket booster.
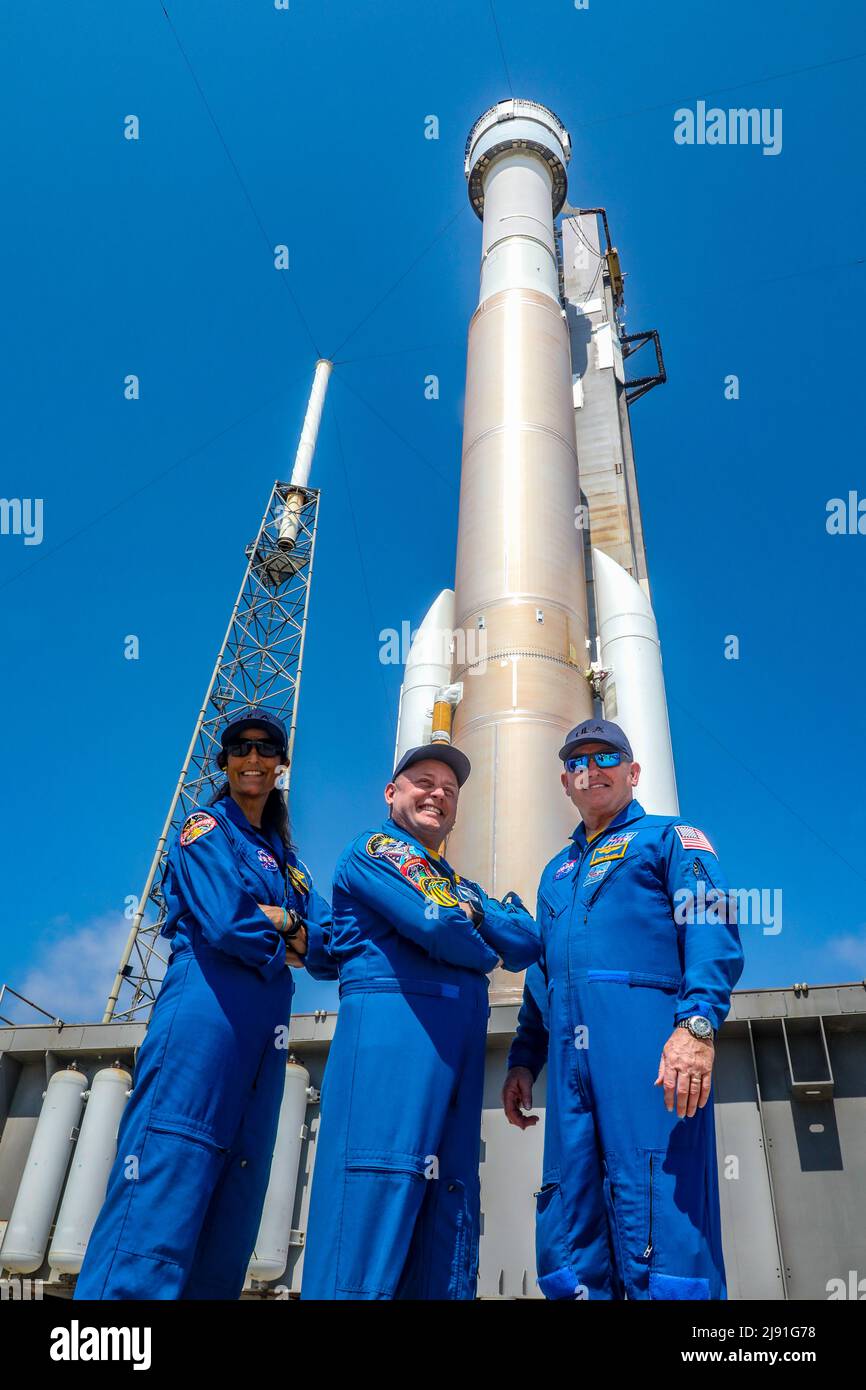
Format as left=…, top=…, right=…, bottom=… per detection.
left=446, top=101, right=593, bottom=990
left=593, top=547, right=679, bottom=816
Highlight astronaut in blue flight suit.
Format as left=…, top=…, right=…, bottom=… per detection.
left=502, top=718, right=744, bottom=1301
left=75, top=706, right=336, bottom=1300
left=301, top=742, right=541, bottom=1300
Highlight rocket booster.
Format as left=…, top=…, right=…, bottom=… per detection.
left=445, top=101, right=592, bottom=994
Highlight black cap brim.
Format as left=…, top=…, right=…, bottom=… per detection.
left=222, top=718, right=287, bottom=752
left=392, top=744, right=471, bottom=787
left=558, top=736, right=619, bottom=761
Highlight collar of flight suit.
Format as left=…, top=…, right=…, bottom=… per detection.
left=219, top=792, right=287, bottom=865
left=570, top=797, right=647, bottom=855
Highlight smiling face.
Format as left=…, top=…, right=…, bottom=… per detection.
left=225, top=725, right=282, bottom=802
left=385, top=759, right=460, bottom=851
left=561, top=740, right=640, bottom=833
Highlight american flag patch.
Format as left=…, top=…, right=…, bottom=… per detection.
left=674, top=824, right=716, bottom=855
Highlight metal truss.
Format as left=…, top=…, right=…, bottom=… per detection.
left=104, top=480, right=320, bottom=1024
left=621, top=328, right=667, bottom=404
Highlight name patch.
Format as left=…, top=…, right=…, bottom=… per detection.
left=286, top=863, right=309, bottom=893
left=589, top=831, right=638, bottom=866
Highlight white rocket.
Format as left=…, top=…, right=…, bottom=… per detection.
left=395, top=99, right=677, bottom=998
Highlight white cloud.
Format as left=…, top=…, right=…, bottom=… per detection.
left=10, top=913, right=166, bottom=1025
left=825, top=924, right=866, bottom=972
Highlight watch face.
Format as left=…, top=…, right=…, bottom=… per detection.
left=691, top=1017, right=713, bottom=1038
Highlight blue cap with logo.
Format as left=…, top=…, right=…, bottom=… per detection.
left=220, top=705, right=288, bottom=756
left=558, top=718, right=633, bottom=763
left=392, top=743, right=471, bottom=788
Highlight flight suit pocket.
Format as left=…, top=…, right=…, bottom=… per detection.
left=538, top=890, right=567, bottom=923
left=122, top=1120, right=229, bottom=1267
left=337, top=1151, right=429, bottom=1297
left=534, top=1169, right=580, bottom=1300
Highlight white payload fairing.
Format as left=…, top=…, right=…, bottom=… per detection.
left=395, top=98, right=677, bottom=999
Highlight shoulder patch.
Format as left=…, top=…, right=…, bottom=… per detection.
left=674, top=825, right=716, bottom=855
left=364, top=833, right=458, bottom=907
left=366, top=833, right=414, bottom=866
left=180, top=811, right=218, bottom=847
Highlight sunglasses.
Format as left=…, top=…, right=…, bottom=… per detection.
left=565, top=751, right=623, bottom=772
left=225, top=739, right=283, bottom=759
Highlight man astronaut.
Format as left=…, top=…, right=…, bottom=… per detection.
left=302, top=742, right=540, bottom=1299
left=502, top=718, right=744, bottom=1300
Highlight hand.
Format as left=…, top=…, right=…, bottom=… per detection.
left=502, top=1066, right=539, bottom=1130
left=282, top=924, right=307, bottom=967
left=257, top=905, right=308, bottom=965
left=258, top=903, right=284, bottom=928
left=655, top=1028, right=714, bottom=1118
left=459, top=902, right=476, bottom=921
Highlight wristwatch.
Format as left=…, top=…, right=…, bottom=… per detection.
left=676, top=1015, right=715, bottom=1042
left=456, top=883, right=484, bottom=928
left=278, top=908, right=304, bottom=941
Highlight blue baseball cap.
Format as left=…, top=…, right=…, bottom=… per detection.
left=392, top=743, right=471, bottom=788
left=220, top=706, right=288, bottom=755
left=558, top=718, right=633, bottom=762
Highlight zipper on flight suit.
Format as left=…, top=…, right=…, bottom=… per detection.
left=565, top=837, right=596, bottom=1107
left=643, top=1154, right=654, bottom=1260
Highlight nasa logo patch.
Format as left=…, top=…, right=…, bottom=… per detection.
left=180, top=812, right=218, bottom=847
left=257, top=848, right=279, bottom=871
left=554, top=859, right=577, bottom=880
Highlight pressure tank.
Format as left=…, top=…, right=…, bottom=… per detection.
left=48, top=1064, right=132, bottom=1274
left=247, top=1060, right=311, bottom=1282
left=0, top=1067, right=86, bottom=1274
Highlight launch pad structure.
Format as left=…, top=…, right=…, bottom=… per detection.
left=1, top=101, right=864, bottom=1301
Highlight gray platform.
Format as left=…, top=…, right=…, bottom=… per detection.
left=1, top=982, right=864, bottom=1299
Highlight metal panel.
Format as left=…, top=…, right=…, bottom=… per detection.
left=712, top=1033, right=784, bottom=1299
left=478, top=1038, right=546, bottom=1298
left=752, top=1021, right=866, bottom=1299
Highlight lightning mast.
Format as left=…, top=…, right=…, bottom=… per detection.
left=104, top=361, right=332, bottom=1023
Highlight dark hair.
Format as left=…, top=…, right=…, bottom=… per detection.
left=210, top=764, right=293, bottom=851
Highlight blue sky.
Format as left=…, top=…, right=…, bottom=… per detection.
left=1, top=0, right=864, bottom=1021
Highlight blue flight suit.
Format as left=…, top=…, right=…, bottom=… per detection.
left=301, top=817, right=541, bottom=1300
left=75, top=795, right=335, bottom=1300
left=507, top=798, right=744, bottom=1301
